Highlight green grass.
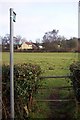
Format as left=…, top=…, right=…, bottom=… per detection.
left=2, top=52, right=78, bottom=74
left=2, top=52, right=78, bottom=118
left=2, top=52, right=78, bottom=87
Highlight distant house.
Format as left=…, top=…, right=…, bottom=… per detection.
left=38, top=45, right=43, bottom=49
left=18, top=42, right=38, bottom=50
left=33, top=43, right=44, bottom=50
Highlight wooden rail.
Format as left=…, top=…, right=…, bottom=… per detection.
left=39, top=86, right=73, bottom=90
left=33, top=99, right=75, bottom=102
left=39, top=75, right=71, bottom=79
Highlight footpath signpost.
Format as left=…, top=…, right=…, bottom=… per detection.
left=10, top=8, right=16, bottom=119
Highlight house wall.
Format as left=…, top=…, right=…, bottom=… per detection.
left=19, top=43, right=33, bottom=50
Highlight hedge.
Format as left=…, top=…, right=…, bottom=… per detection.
left=69, top=61, right=80, bottom=102
left=69, top=61, right=80, bottom=119
left=2, top=63, right=41, bottom=119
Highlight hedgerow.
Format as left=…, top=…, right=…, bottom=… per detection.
left=69, top=61, right=80, bottom=102
left=2, top=63, right=41, bottom=119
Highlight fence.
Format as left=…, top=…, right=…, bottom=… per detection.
left=32, top=74, right=78, bottom=119
left=34, top=75, right=75, bottom=102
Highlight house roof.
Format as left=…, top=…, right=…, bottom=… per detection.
left=25, top=42, right=32, bottom=45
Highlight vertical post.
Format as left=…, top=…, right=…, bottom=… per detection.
left=10, top=8, right=14, bottom=119
left=78, top=1, right=80, bottom=59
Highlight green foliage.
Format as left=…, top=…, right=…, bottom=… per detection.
left=2, top=63, right=41, bottom=119
left=69, top=61, right=80, bottom=102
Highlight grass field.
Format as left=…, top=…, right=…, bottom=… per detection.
left=2, top=52, right=78, bottom=74
left=2, top=52, right=78, bottom=87
left=2, top=52, right=78, bottom=119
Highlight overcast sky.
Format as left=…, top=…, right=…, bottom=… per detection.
left=0, top=0, right=78, bottom=42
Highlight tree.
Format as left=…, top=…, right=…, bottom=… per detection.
left=42, top=29, right=59, bottom=51
left=2, top=34, right=27, bottom=50
left=2, top=34, right=10, bottom=45
left=2, top=34, right=10, bottom=50
left=14, top=35, right=22, bottom=45
left=43, top=29, right=59, bottom=43
left=66, top=37, right=77, bottom=51
left=2, top=34, right=27, bottom=46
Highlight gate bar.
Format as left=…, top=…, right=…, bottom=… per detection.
left=39, top=75, right=71, bottom=79
left=33, top=99, right=75, bottom=102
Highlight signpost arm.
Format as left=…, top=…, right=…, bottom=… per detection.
left=10, top=8, right=14, bottom=119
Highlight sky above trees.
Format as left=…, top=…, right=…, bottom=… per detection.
left=0, top=0, right=78, bottom=42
